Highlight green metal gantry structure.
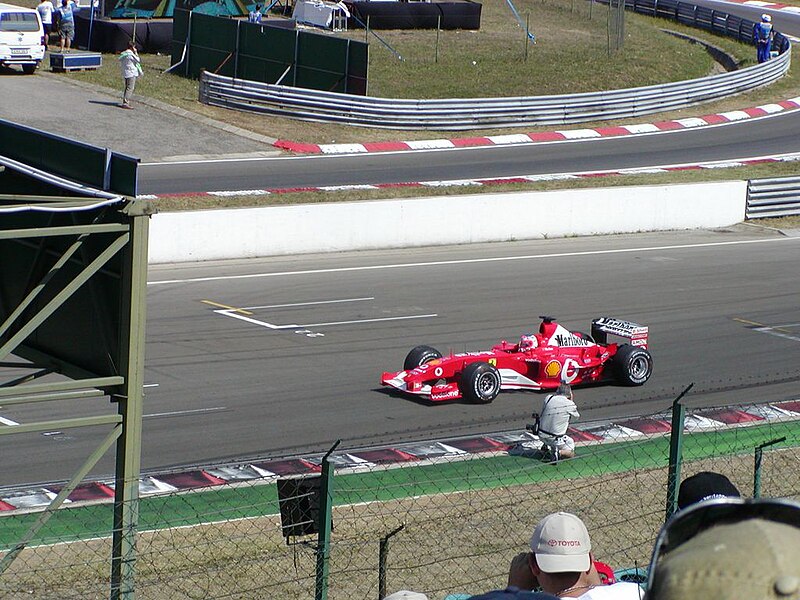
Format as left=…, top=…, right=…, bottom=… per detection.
left=0, top=156, right=152, bottom=599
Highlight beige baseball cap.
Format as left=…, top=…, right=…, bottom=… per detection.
left=647, top=498, right=800, bottom=600
left=383, top=592, right=429, bottom=600
left=529, top=512, right=591, bottom=573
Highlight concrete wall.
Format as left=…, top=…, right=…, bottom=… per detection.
left=148, top=181, right=747, bottom=263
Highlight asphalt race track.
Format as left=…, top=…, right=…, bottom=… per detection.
left=3, top=229, right=800, bottom=486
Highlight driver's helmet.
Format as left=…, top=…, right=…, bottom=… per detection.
left=519, top=334, right=538, bottom=350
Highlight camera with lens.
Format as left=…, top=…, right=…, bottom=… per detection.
left=526, top=413, right=540, bottom=435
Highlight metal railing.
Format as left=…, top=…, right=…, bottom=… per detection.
left=747, top=176, right=800, bottom=218
left=198, top=0, right=791, bottom=130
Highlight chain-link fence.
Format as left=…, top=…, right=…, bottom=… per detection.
left=1, top=397, right=799, bottom=599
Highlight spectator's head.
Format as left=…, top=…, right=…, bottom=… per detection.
left=555, top=383, right=572, bottom=398
left=646, top=497, right=800, bottom=600
left=677, top=471, right=740, bottom=510
left=383, top=591, right=428, bottom=600
left=529, top=512, right=591, bottom=573
left=762, top=13, right=772, bottom=22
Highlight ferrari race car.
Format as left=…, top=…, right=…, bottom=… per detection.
left=381, top=316, right=653, bottom=403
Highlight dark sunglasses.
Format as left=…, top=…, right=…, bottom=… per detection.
left=647, top=497, right=800, bottom=589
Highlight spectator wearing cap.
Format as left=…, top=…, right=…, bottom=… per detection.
left=645, top=497, right=800, bottom=599
left=384, top=591, right=429, bottom=600
left=753, top=13, right=774, bottom=63
left=677, top=471, right=740, bottom=510
left=509, top=512, right=642, bottom=599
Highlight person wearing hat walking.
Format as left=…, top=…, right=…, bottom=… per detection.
left=754, top=13, right=774, bottom=63
left=118, top=40, right=143, bottom=109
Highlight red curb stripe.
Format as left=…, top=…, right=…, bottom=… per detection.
left=580, top=172, right=616, bottom=178
left=451, top=136, right=494, bottom=147
left=594, top=126, right=631, bottom=137
left=274, top=140, right=322, bottom=154
left=702, top=114, right=727, bottom=124
left=0, top=499, right=15, bottom=511
left=362, top=141, right=413, bottom=152
left=743, top=107, right=769, bottom=117
left=741, top=157, right=777, bottom=165
left=617, top=418, right=672, bottom=434
left=774, top=400, right=800, bottom=413
left=528, top=131, right=569, bottom=142
left=653, top=121, right=685, bottom=131
left=701, top=408, right=765, bottom=424
left=778, top=100, right=800, bottom=110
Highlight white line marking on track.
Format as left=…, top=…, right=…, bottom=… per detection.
left=0, top=415, right=20, bottom=426
left=216, top=310, right=437, bottom=330
left=243, top=297, right=374, bottom=310
left=147, top=237, right=800, bottom=286
left=143, top=383, right=159, bottom=388
left=754, top=324, right=800, bottom=343
left=144, top=407, right=227, bottom=418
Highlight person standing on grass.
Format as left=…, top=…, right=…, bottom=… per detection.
left=119, top=40, right=143, bottom=109
left=56, top=0, right=76, bottom=52
left=37, top=0, right=55, bottom=49
left=753, top=13, right=774, bottom=63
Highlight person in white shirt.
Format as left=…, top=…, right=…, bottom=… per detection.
left=37, top=0, right=55, bottom=48
left=118, top=40, right=143, bottom=109
left=535, top=383, right=579, bottom=461
left=509, top=512, right=643, bottom=599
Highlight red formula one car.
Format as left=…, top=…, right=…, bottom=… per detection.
left=381, top=316, right=653, bottom=403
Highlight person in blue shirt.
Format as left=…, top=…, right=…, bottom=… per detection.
left=56, top=0, right=77, bottom=52
left=248, top=3, right=262, bottom=23
left=753, top=13, right=774, bottom=63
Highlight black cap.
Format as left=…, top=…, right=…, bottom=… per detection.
left=677, top=471, right=741, bottom=510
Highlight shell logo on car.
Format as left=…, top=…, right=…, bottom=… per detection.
left=545, top=360, right=561, bottom=378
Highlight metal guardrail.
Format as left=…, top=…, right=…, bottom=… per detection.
left=747, top=176, right=800, bottom=218
left=198, top=0, right=792, bottom=130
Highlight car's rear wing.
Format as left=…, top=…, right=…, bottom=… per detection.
left=591, top=317, right=648, bottom=348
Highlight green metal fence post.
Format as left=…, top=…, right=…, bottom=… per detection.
left=315, top=439, right=340, bottom=600
left=753, top=437, right=786, bottom=498
left=378, top=524, right=405, bottom=599
left=665, top=384, right=693, bottom=521
left=110, top=201, right=151, bottom=600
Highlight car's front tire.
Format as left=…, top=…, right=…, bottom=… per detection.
left=461, top=362, right=501, bottom=404
left=22, top=63, right=37, bottom=75
left=613, top=344, right=653, bottom=386
left=403, top=345, right=442, bottom=371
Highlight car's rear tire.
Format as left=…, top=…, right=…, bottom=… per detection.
left=22, top=64, right=37, bottom=75
left=461, top=362, right=501, bottom=404
left=403, top=345, right=442, bottom=371
left=613, top=344, right=653, bottom=386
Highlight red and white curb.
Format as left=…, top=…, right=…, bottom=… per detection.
left=717, top=0, right=800, bottom=15
left=3, top=400, right=798, bottom=511
left=272, top=98, right=800, bottom=155
left=137, top=152, right=800, bottom=199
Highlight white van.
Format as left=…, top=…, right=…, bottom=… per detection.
left=0, top=3, right=45, bottom=74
